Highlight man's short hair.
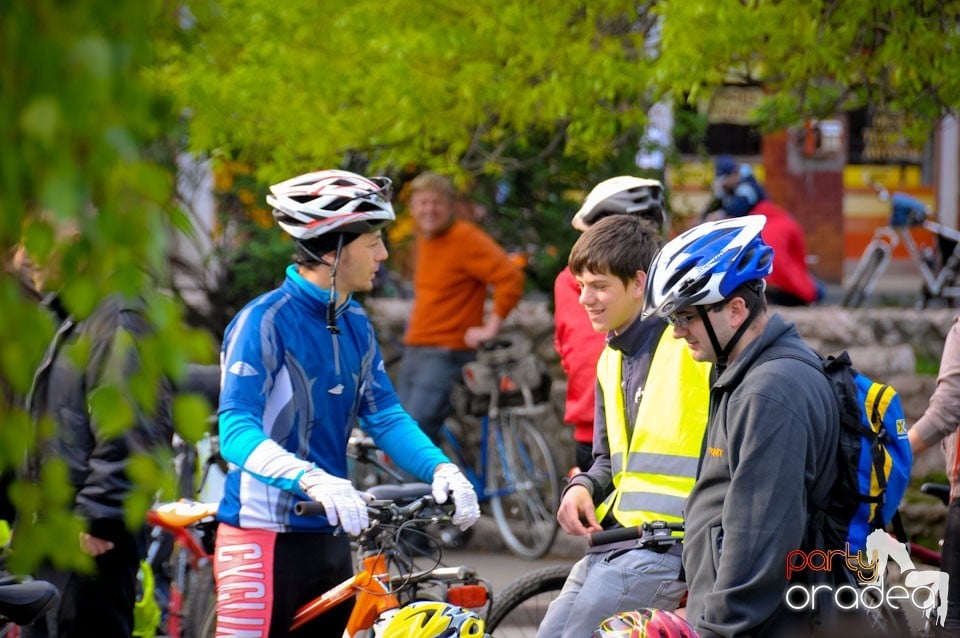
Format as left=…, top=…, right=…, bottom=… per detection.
left=568, top=215, right=662, bottom=285
left=717, top=279, right=768, bottom=314
left=408, top=171, right=456, bottom=199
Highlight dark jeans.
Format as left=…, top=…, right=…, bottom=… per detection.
left=396, top=346, right=475, bottom=445
left=23, top=519, right=141, bottom=638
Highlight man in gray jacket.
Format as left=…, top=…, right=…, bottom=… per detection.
left=643, top=217, right=839, bottom=637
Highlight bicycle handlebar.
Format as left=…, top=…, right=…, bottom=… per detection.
left=294, top=494, right=456, bottom=529
left=588, top=520, right=684, bottom=549
left=293, top=501, right=328, bottom=517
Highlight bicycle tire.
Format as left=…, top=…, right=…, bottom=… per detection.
left=860, top=585, right=914, bottom=637
left=196, top=593, right=216, bottom=638
left=488, top=413, right=560, bottom=559
left=842, top=245, right=888, bottom=308
left=485, top=563, right=571, bottom=635
left=184, top=562, right=216, bottom=638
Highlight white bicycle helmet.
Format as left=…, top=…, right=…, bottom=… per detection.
left=572, top=176, right=665, bottom=231
left=643, top=216, right=773, bottom=319
left=267, top=169, right=395, bottom=240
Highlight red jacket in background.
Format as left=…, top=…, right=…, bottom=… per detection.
left=553, top=266, right=606, bottom=446
left=751, top=200, right=818, bottom=305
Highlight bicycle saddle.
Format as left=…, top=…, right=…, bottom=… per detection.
left=476, top=332, right=532, bottom=365
left=148, top=501, right=219, bottom=528
left=367, top=483, right=432, bottom=502
left=921, top=482, right=951, bottom=506
left=0, top=577, right=58, bottom=625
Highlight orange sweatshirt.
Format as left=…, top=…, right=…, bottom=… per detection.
left=404, top=220, right=524, bottom=350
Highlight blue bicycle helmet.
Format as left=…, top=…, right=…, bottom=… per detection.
left=643, top=216, right=773, bottom=320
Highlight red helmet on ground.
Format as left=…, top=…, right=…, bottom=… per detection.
left=592, top=608, right=699, bottom=638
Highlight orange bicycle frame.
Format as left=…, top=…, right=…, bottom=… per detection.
left=289, top=552, right=397, bottom=634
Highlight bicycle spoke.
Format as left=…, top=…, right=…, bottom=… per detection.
left=488, top=414, right=560, bottom=559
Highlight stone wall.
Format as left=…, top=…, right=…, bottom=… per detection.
left=366, top=298, right=958, bottom=540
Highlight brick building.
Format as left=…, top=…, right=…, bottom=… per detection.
left=666, top=89, right=953, bottom=286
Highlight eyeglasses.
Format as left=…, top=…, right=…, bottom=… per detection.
left=664, top=311, right=698, bottom=328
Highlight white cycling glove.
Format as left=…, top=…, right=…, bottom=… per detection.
left=298, top=468, right=371, bottom=536
left=431, top=463, right=480, bottom=531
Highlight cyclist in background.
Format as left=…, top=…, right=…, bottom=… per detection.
left=537, top=214, right=712, bottom=638
left=215, top=170, right=480, bottom=637
left=909, top=316, right=960, bottom=635
left=554, top=176, right=668, bottom=472
left=706, top=155, right=767, bottom=219
left=703, top=155, right=821, bottom=306
left=643, top=217, right=839, bottom=637
left=397, top=171, right=524, bottom=445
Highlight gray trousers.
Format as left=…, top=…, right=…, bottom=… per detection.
left=536, top=547, right=686, bottom=638
left=396, top=346, right=475, bottom=444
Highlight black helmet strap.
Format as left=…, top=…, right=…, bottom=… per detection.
left=325, top=234, right=346, bottom=334
left=697, top=302, right=758, bottom=374
left=296, top=236, right=345, bottom=334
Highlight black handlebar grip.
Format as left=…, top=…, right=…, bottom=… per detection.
left=294, top=501, right=327, bottom=517
left=587, top=526, right=641, bottom=548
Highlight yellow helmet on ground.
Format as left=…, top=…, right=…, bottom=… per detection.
left=373, top=601, right=487, bottom=638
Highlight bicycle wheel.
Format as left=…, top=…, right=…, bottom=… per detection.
left=488, top=412, right=560, bottom=559
left=842, top=245, right=889, bottom=308
left=859, top=586, right=914, bottom=637
left=196, top=593, right=216, bottom=638
left=184, top=563, right=216, bottom=638
left=485, top=564, right=571, bottom=636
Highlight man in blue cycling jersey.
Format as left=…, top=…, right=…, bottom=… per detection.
left=214, top=170, right=480, bottom=638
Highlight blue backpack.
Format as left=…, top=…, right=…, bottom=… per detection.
left=812, top=352, right=913, bottom=554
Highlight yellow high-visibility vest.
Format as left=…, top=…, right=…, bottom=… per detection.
left=595, top=330, right=711, bottom=527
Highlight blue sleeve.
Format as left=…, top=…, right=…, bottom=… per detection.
left=349, top=320, right=448, bottom=480
left=218, top=303, right=315, bottom=495
left=219, top=408, right=314, bottom=494
left=361, top=404, right=449, bottom=482
left=219, top=305, right=276, bottom=415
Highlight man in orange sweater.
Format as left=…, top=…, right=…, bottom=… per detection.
left=397, top=171, right=524, bottom=444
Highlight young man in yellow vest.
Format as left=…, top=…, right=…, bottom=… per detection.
left=536, top=214, right=712, bottom=638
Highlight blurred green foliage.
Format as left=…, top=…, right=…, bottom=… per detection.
left=6, top=0, right=960, bottom=574
left=1, top=0, right=214, bottom=573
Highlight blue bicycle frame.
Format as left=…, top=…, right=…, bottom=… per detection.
left=440, top=415, right=513, bottom=503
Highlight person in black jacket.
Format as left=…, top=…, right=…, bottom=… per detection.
left=23, top=293, right=173, bottom=638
